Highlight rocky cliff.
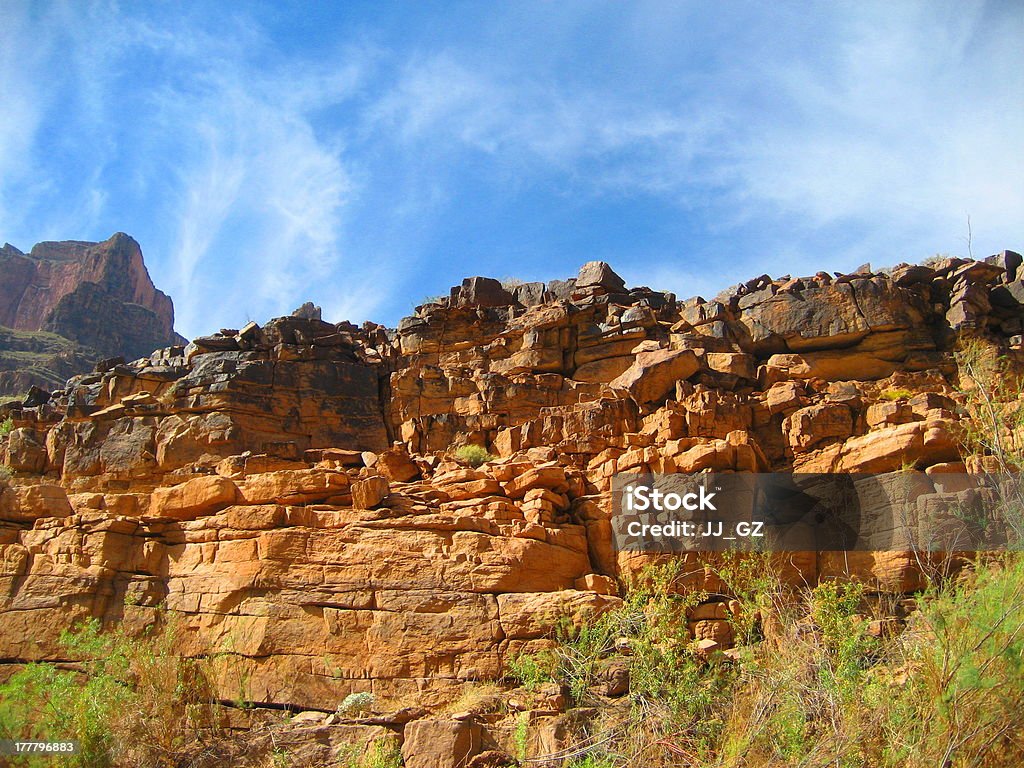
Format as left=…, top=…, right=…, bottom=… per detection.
left=0, top=233, right=184, bottom=395
left=0, top=249, right=1022, bottom=764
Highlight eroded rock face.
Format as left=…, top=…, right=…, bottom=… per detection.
left=0, top=233, right=181, bottom=358
left=1, top=252, right=1022, bottom=763
left=0, top=458, right=598, bottom=710
left=9, top=315, right=393, bottom=489
left=0, top=233, right=185, bottom=395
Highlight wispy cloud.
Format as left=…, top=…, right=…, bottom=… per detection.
left=728, top=4, right=1024, bottom=238
left=127, top=17, right=380, bottom=334
left=365, top=1, right=1022, bottom=282
left=369, top=52, right=727, bottom=196
left=0, top=3, right=54, bottom=236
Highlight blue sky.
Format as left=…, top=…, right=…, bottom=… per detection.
left=1, top=1, right=1021, bottom=338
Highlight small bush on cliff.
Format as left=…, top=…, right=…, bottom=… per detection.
left=501, top=276, right=525, bottom=290
left=507, top=649, right=559, bottom=691
left=955, top=336, right=1024, bottom=543
left=453, top=444, right=494, bottom=467
left=338, top=738, right=402, bottom=768
left=416, top=294, right=446, bottom=309
left=337, top=691, right=375, bottom=717
left=878, top=387, right=914, bottom=401
left=956, top=336, right=1024, bottom=472
left=567, top=758, right=617, bottom=768
left=0, top=417, right=13, bottom=436
left=0, top=616, right=220, bottom=767
left=364, top=740, right=403, bottom=768
left=506, top=562, right=739, bottom=759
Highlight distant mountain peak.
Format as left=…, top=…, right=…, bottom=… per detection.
left=0, top=233, right=184, bottom=395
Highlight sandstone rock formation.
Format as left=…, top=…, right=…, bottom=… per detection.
left=0, top=248, right=1021, bottom=763
left=0, top=233, right=184, bottom=395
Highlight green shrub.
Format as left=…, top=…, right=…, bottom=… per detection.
left=810, top=580, right=878, bottom=702
left=453, top=444, right=494, bottom=467
left=878, top=388, right=914, bottom=401
left=956, top=336, right=1024, bottom=472
left=339, top=741, right=402, bottom=768
left=886, top=554, right=1024, bottom=766
left=363, top=739, right=402, bottom=768
left=506, top=649, right=559, bottom=691
left=0, top=417, right=12, bottom=436
left=514, top=711, right=530, bottom=760
left=0, top=616, right=220, bottom=767
left=337, top=691, right=375, bottom=717
left=568, top=758, right=618, bottom=768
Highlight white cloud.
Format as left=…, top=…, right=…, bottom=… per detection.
left=368, top=2, right=1022, bottom=278
left=121, top=21, right=382, bottom=335
left=166, top=122, right=248, bottom=328
left=165, top=111, right=359, bottom=334
left=730, top=3, right=1024, bottom=244
left=0, top=3, right=53, bottom=236
left=0, top=1, right=135, bottom=241
left=370, top=52, right=727, bottom=196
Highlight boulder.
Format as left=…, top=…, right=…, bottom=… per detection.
left=150, top=475, right=238, bottom=520
left=738, top=279, right=923, bottom=354
left=5, top=428, right=47, bottom=473
left=765, top=344, right=906, bottom=382
left=991, top=280, right=1024, bottom=309
left=766, top=381, right=806, bottom=415
left=986, top=249, right=1021, bottom=282
left=783, top=403, right=853, bottom=452
left=503, top=466, right=570, bottom=498
left=455, top=277, right=515, bottom=308
left=572, top=356, right=635, bottom=383
left=837, top=421, right=959, bottom=473
left=402, top=718, right=482, bottom=768
left=576, top=261, right=626, bottom=292
left=609, top=348, right=699, bottom=405
left=291, top=301, right=322, bottom=320
left=512, top=282, right=546, bottom=306
left=0, top=483, right=74, bottom=522
left=497, top=590, right=622, bottom=639
left=375, top=446, right=421, bottom=482
left=238, top=469, right=349, bottom=505
left=352, top=475, right=390, bottom=509
left=703, top=352, right=756, bottom=380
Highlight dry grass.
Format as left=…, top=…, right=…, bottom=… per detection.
left=507, top=553, right=1024, bottom=768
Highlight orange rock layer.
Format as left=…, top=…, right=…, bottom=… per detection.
left=1, top=251, right=1023, bottom=720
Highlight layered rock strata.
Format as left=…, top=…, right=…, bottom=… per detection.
left=1, top=250, right=1022, bottom=762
